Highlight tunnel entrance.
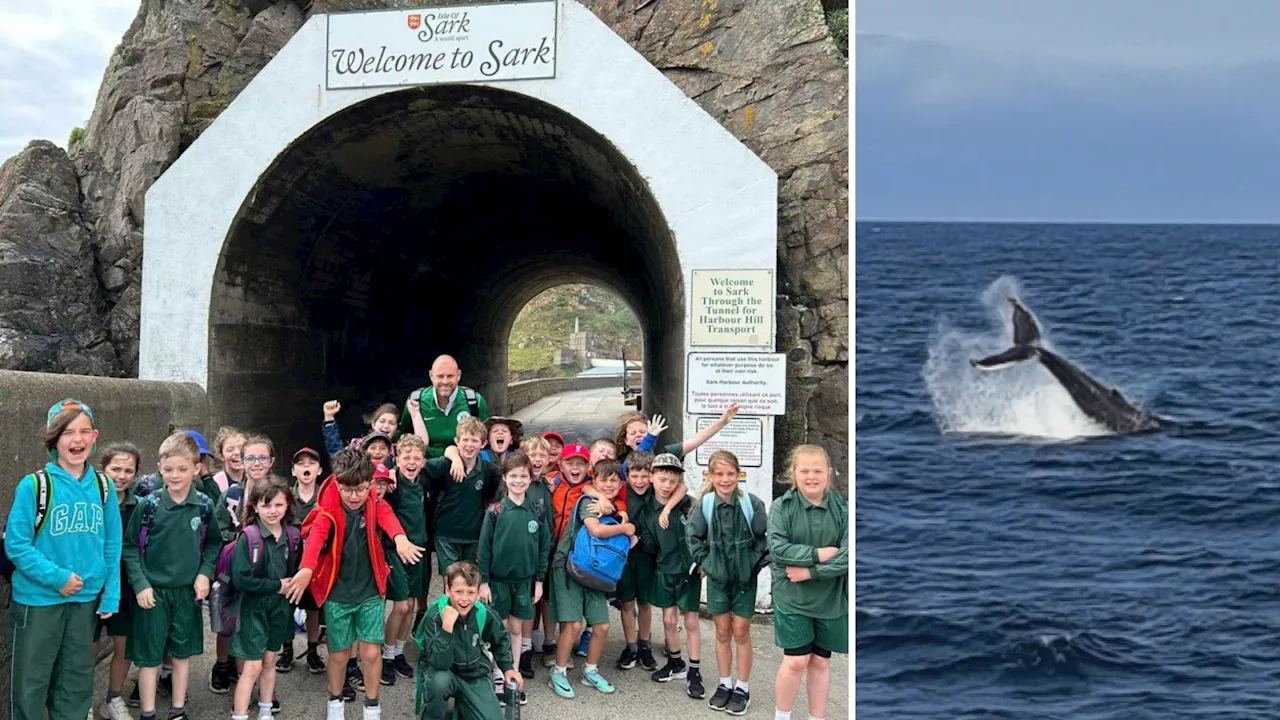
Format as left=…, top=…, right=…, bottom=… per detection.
left=211, top=86, right=681, bottom=451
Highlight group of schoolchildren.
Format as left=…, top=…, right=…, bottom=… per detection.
left=5, top=395, right=847, bottom=720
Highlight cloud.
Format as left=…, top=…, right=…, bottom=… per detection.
left=0, top=0, right=137, bottom=162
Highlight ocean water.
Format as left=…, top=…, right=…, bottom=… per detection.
left=855, top=223, right=1280, bottom=719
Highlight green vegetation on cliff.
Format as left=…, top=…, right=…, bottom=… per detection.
left=507, top=285, right=641, bottom=375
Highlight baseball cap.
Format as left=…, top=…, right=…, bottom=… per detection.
left=292, top=447, right=321, bottom=463
left=651, top=453, right=685, bottom=471
left=543, top=431, right=565, bottom=445
left=47, top=399, right=94, bottom=428
left=372, top=461, right=393, bottom=482
left=362, top=431, right=393, bottom=448
left=183, top=429, right=213, bottom=457
left=559, top=442, right=590, bottom=462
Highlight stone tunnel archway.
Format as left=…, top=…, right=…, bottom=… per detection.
left=140, top=1, right=778, bottom=513
left=208, top=84, right=684, bottom=447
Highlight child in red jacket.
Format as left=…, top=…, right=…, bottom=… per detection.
left=287, top=449, right=425, bottom=720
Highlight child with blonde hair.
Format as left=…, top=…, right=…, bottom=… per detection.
left=769, top=446, right=847, bottom=720
left=686, top=450, right=769, bottom=716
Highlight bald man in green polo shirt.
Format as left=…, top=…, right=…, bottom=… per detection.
left=402, top=355, right=492, bottom=459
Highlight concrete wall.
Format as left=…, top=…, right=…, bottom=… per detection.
left=504, top=375, right=622, bottom=415
left=0, top=369, right=207, bottom=715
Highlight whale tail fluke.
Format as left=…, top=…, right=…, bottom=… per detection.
left=971, top=345, right=1037, bottom=371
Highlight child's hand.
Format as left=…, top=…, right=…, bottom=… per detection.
left=647, top=414, right=668, bottom=437
left=480, top=583, right=492, bottom=603
left=629, top=535, right=639, bottom=549
left=136, top=587, right=156, bottom=609
left=59, top=572, right=83, bottom=596
left=658, top=506, right=672, bottom=529
left=596, top=497, right=615, bottom=516
left=785, top=566, right=812, bottom=583
left=441, top=604, right=459, bottom=633
left=395, top=536, right=425, bottom=565
left=323, top=400, right=341, bottom=421
left=816, top=546, right=839, bottom=563
left=621, top=522, right=636, bottom=536
left=407, top=398, right=420, bottom=413
left=532, top=580, right=543, bottom=605
left=285, top=569, right=313, bottom=604
left=504, top=669, right=524, bottom=690
left=194, top=574, right=211, bottom=600
left=717, top=403, right=740, bottom=425
left=450, top=457, right=465, bottom=482
left=97, top=611, right=114, bottom=620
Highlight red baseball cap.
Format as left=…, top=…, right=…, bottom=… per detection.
left=543, top=431, right=565, bottom=444
left=559, top=442, right=590, bottom=462
left=372, top=461, right=393, bottom=481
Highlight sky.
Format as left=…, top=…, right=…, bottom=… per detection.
left=0, top=0, right=136, bottom=162
left=857, top=1, right=1280, bottom=223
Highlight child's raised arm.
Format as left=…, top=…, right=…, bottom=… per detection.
left=322, top=400, right=344, bottom=458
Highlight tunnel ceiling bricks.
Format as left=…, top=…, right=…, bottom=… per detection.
left=141, top=2, right=777, bottom=389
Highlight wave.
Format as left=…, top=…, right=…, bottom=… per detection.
left=922, top=276, right=1114, bottom=440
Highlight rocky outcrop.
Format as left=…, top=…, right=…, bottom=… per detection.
left=0, top=141, right=118, bottom=375
left=1, top=0, right=848, bottom=476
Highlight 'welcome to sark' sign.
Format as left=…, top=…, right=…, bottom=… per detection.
left=325, top=0, right=558, bottom=89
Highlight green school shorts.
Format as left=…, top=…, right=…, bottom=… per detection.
left=231, top=594, right=295, bottom=661
left=325, top=596, right=386, bottom=651
left=128, top=585, right=204, bottom=667
left=549, top=566, right=608, bottom=627
left=772, top=606, right=848, bottom=654
left=386, top=553, right=410, bottom=602
left=616, top=553, right=655, bottom=605
left=405, top=553, right=431, bottom=599
left=435, top=538, right=478, bottom=576
left=653, top=571, right=701, bottom=614
left=706, top=577, right=757, bottom=619
left=489, top=579, right=534, bottom=621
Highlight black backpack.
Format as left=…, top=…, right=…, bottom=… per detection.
left=1, top=469, right=110, bottom=581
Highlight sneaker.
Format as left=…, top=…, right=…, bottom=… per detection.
left=327, top=698, right=344, bottom=720
left=271, top=696, right=281, bottom=715
left=126, top=685, right=140, bottom=708
left=651, top=657, right=687, bottom=683
left=709, top=683, right=732, bottom=711
left=581, top=668, right=616, bottom=694
left=541, top=650, right=573, bottom=669
left=519, top=650, right=535, bottom=679
left=517, top=689, right=529, bottom=705
left=616, top=646, right=638, bottom=670
left=99, top=696, right=131, bottom=720
left=575, top=629, right=592, bottom=657
left=349, top=671, right=366, bottom=693
left=168, top=711, right=187, bottom=720
left=548, top=669, right=575, bottom=699
left=393, top=653, right=414, bottom=679
left=158, top=672, right=173, bottom=697
left=725, top=688, right=750, bottom=716
left=276, top=642, right=294, bottom=673
left=637, top=644, right=658, bottom=671
left=686, top=668, right=706, bottom=699
left=380, top=661, right=396, bottom=686
left=362, top=704, right=382, bottom=720
left=307, top=648, right=326, bottom=674
left=341, top=678, right=357, bottom=702
left=209, top=661, right=232, bottom=694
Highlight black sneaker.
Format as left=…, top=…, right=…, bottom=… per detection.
left=209, top=662, right=232, bottom=695
left=306, top=648, right=326, bottom=674
left=651, top=657, right=687, bottom=683
left=276, top=642, right=294, bottom=673
left=393, top=653, right=414, bottom=679
left=519, top=650, right=535, bottom=679
left=708, top=684, right=732, bottom=711
left=616, top=646, right=638, bottom=670
left=341, top=678, right=356, bottom=702
left=637, top=644, right=658, bottom=671
left=518, top=689, right=528, bottom=705
left=126, top=684, right=140, bottom=708
left=158, top=673, right=172, bottom=697
left=725, top=688, right=750, bottom=716
left=271, top=696, right=281, bottom=715
left=686, top=668, right=706, bottom=699
left=380, top=661, right=396, bottom=686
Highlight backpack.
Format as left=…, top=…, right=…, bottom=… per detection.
left=699, top=492, right=771, bottom=578
left=137, top=488, right=214, bottom=560
left=1, top=468, right=111, bottom=581
left=209, top=523, right=301, bottom=635
left=564, top=495, right=631, bottom=593
left=411, top=386, right=480, bottom=419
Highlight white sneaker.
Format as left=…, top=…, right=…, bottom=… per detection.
left=326, top=698, right=344, bottom=720
left=99, top=698, right=131, bottom=720
left=362, top=704, right=382, bottom=720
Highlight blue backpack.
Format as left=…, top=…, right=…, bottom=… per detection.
left=565, top=495, right=631, bottom=593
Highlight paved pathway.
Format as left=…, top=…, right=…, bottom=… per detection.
left=91, top=577, right=848, bottom=719
left=513, top=386, right=630, bottom=446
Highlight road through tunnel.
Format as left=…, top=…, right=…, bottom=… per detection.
left=210, top=85, right=684, bottom=451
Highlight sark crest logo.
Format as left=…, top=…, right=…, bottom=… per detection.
left=407, top=14, right=421, bottom=30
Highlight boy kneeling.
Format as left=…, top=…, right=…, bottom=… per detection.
left=415, top=562, right=523, bottom=720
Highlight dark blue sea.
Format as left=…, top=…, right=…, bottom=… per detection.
left=855, top=222, right=1280, bottom=719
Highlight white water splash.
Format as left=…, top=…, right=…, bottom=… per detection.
left=923, top=276, right=1110, bottom=440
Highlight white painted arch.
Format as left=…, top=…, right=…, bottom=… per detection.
left=141, top=0, right=778, bottom=605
